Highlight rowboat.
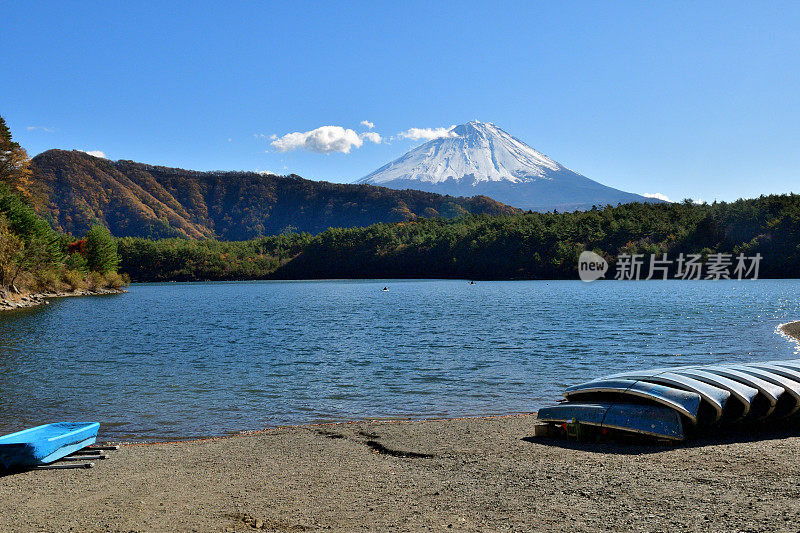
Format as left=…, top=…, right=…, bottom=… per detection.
left=698, top=366, right=783, bottom=418
left=727, top=365, right=800, bottom=418
left=604, top=370, right=731, bottom=424
left=563, top=378, right=702, bottom=424
left=0, top=422, right=100, bottom=469
left=537, top=402, right=685, bottom=441
left=671, top=368, right=759, bottom=421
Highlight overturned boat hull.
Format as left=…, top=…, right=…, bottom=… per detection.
left=564, top=378, right=702, bottom=424
left=538, top=357, right=800, bottom=441
left=0, top=422, right=100, bottom=469
left=537, top=402, right=685, bottom=441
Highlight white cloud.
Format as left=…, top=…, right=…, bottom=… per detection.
left=360, top=120, right=375, bottom=129
left=27, top=126, right=54, bottom=132
left=643, top=192, right=671, bottom=202
left=79, top=150, right=107, bottom=158
left=360, top=131, right=382, bottom=144
left=694, top=198, right=705, bottom=204
left=270, top=125, right=365, bottom=154
left=399, top=126, right=458, bottom=141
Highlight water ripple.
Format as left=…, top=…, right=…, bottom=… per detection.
left=1, top=279, right=799, bottom=441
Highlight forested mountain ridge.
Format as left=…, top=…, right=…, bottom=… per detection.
left=29, top=150, right=520, bottom=240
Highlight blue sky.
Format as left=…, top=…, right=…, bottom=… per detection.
left=2, top=1, right=799, bottom=202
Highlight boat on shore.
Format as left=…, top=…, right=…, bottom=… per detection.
left=539, top=358, right=800, bottom=441
left=537, top=402, right=685, bottom=441
left=0, top=422, right=99, bottom=469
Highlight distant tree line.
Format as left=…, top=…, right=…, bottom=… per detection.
left=117, top=194, right=800, bottom=281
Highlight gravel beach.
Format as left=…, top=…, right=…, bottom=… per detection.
left=3, top=322, right=800, bottom=532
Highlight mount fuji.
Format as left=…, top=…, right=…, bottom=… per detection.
left=356, top=121, right=660, bottom=211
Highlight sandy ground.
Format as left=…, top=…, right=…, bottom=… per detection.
left=2, top=322, right=800, bottom=532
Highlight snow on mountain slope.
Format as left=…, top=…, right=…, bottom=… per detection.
left=357, top=121, right=661, bottom=211
left=361, top=121, right=562, bottom=185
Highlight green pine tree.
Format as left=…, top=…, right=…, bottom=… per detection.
left=86, top=225, right=120, bottom=274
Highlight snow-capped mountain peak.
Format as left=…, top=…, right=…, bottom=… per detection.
left=359, top=121, right=563, bottom=186
left=356, top=120, right=660, bottom=212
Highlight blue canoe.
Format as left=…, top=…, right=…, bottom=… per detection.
left=0, top=422, right=100, bottom=469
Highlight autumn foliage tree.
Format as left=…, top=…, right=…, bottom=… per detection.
left=0, top=115, right=32, bottom=197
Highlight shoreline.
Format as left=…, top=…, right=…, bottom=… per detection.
left=780, top=320, right=800, bottom=343
left=5, top=413, right=800, bottom=531
left=0, top=287, right=126, bottom=312
left=3, top=322, right=800, bottom=530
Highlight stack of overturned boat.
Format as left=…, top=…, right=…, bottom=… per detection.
left=536, top=360, right=800, bottom=442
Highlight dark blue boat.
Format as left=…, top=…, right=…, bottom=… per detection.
left=0, top=422, right=100, bottom=469
left=537, top=402, right=685, bottom=441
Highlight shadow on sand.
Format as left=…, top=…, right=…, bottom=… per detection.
left=523, top=421, right=800, bottom=455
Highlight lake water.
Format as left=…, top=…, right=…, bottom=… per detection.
left=1, top=279, right=799, bottom=441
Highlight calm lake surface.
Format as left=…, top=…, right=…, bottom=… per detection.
left=1, top=279, right=799, bottom=441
